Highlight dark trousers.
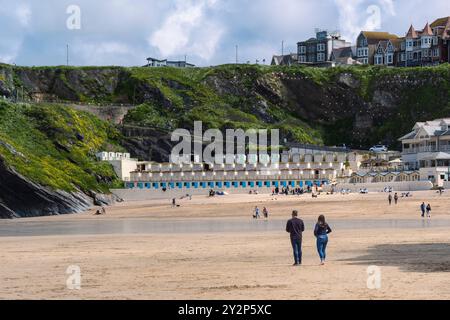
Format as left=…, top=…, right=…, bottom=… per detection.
left=291, top=238, right=302, bottom=264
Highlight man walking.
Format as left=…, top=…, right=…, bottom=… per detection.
left=420, top=202, right=426, bottom=218
left=286, top=210, right=305, bottom=266
left=394, top=193, right=399, bottom=205
left=388, top=194, right=392, bottom=205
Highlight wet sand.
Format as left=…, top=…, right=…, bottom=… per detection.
left=0, top=190, right=450, bottom=299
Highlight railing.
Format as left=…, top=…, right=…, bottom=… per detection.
left=403, top=145, right=450, bottom=154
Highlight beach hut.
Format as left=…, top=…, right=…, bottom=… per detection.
left=225, top=181, right=231, bottom=188
left=193, top=182, right=199, bottom=189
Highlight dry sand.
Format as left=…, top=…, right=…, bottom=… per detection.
left=1, top=190, right=450, bottom=300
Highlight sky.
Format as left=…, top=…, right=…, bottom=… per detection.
left=0, top=0, right=449, bottom=67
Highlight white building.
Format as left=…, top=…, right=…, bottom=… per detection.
left=399, top=118, right=450, bottom=186
left=97, top=145, right=363, bottom=190
left=146, top=57, right=195, bottom=68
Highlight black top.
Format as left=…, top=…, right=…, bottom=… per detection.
left=314, top=223, right=332, bottom=237
left=286, top=217, right=305, bottom=240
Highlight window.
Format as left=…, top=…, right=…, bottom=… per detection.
left=317, top=43, right=325, bottom=52
left=386, top=54, right=393, bottom=64
left=299, top=46, right=306, bottom=54
left=433, top=48, right=439, bottom=57
left=401, top=53, right=406, bottom=62
left=433, top=36, right=438, bottom=45
left=317, top=53, right=326, bottom=61
left=299, top=55, right=306, bottom=63
left=375, top=55, right=383, bottom=65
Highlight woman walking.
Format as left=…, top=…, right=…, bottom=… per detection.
left=314, top=215, right=332, bottom=265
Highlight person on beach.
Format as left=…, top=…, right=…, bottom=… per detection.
left=314, top=215, right=332, bottom=265
left=286, top=210, right=305, bottom=266
left=254, top=206, right=260, bottom=219
left=263, top=207, right=269, bottom=219
left=426, top=204, right=432, bottom=218
left=388, top=194, right=392, bottom=205
left=421, top=202, right=426, bottom=218
left=101, top=206, right=106, bottom=215
left=172, top=198, right=176, bottom=207
left=394, top=193, right=399, bottom=205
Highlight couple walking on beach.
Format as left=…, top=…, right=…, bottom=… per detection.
left=286, top=211, right=332, bottom=266
left=420, top=202, right=432, bottom=218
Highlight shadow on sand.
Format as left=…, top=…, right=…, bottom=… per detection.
left=341, top=243, right=450, bottom=273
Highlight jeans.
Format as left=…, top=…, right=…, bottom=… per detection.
left=291, top=238, right=302, bottom=264
left=316, top=235, right=328, bottom=261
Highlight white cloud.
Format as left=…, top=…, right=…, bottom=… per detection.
left=16, top=3, right=32, bottom=27
left=149, top=0, right=223, bottom=61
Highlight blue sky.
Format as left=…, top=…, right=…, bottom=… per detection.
left=0, top=0, right=449, bottom=67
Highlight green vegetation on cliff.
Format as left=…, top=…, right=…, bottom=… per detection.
left=1, top=63, right=450, bottom=151
left=0, top=101, right=123, bottom=192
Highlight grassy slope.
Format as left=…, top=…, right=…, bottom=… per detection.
left=0, top=101, right=124, bottom=193
left=122, top=65, right=323, bottom=144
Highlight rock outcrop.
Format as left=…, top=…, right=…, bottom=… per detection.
left=0, top=158, right=92, bottom=218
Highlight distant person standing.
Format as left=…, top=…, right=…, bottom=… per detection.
left=426, top=204, right=432, bottom=218
left=388, top=194, right=392, bottom=205
left=172, top=198, right=176, bottom=207
left=420, top=202, right=426, bottom=218
left=394, top=193, right=399, bottom=205
left=263, top=207, right=269, bottom=219
left=286, top=210, right=305, bottom=266
left=254, top=206, right=260, bottom=219
left=314, top=215, right=332, bottom=265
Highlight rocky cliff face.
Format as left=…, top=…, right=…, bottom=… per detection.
left=0, top=158, right=92, bottom=218
left=2, top=64, right=449, bottom=155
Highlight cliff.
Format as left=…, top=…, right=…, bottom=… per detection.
left=0, top=101, right=123, bottom=218
left=2, top=63, right=449, bottom=152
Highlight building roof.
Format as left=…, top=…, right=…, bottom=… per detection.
left=431, top=16, right=450, bottom=28
left=422, top=22, right=433, bottom=36
left=361, top=31, right=399, bottom=45
left=271, top=53, right=298, bottom=66
left=406, top=25, right=418, bottom=38
left=147, top=57, right=167, bottom=62
left=399, top=118, right=450, bottom=141
left=331, top=46, right=353, bottom=59
left=420, top=152, right=450, bottom=161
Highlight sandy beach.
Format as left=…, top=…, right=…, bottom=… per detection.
left=1, top=190, right=450, bottom=300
